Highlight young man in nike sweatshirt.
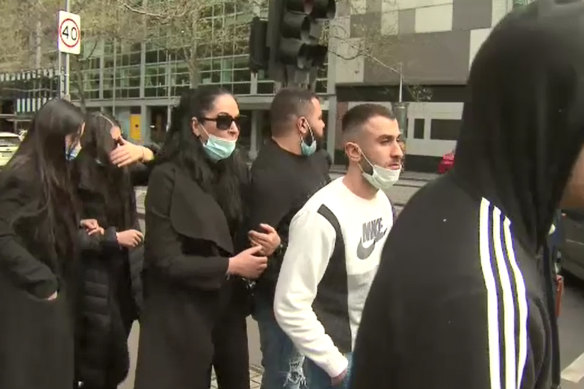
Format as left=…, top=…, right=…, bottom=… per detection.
left=273, top=103, right=403, bottom=389
left=350, top=2, right=584, bottom=389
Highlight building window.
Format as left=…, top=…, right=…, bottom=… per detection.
left=430, top=119, right=460, bottom=140
left=74, top=1, right=326, bottom=102
left=414, top=118, right=424, bottom=139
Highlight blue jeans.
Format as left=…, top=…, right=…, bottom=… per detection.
left=305, top=353, right=352, bottom=389
left=253, top=292, right=306, bottom=389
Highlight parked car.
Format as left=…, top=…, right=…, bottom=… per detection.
left=438, top=150, right=455, bottom=174
left=558, top=210, right=584, bottom=281
left=0, top=132, right=21, bottom=168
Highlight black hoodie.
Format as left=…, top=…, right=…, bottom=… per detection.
left=350, top=1, right=584, bottom=389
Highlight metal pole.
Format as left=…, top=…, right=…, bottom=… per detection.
left=398, top=62, right=403, bottom=103
left=112, top=39, right=117, bottom=116
left=58, top=52, right=63, bottom=97
left=65, top=54, right=70, bottom=98
left=167, top=53, right=172, bottom=131
left=64, top=0, right=70, bottom=99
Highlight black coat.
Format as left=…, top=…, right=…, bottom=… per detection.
left=74, top=158, right=148, bottom=389
left=0, top=173, right=75, bottom=389
left=134, top=161, right=249, bottom=389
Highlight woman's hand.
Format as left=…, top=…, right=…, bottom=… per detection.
left=80, top=219, right=104, bottom=236
left=116, top=229, right=144, bottom=248
left=110, top=138, right=154, bottom=167
left=227, top=245, right=268, bottom=279
left=248, top=223, right=281, bottom=256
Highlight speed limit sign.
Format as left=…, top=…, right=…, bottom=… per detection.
left=58, top=11, right=81, bottom=55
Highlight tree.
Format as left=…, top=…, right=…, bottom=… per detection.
left=325, top=0, right=431, bottom=101
left=121, top=0, right=258, bottom=87
left=68, top=0, right=143, bottom=110
left=0, top=0, right=64, bottom=72
left=0, top=0, right=139, bottom=109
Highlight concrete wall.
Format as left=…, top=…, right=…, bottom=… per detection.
left=331, top=0, right=515, bottom=86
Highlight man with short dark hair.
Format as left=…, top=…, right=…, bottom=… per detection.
left=247, top=87, right=330, bottom=389
left=273, top=103, right=403, bottom=389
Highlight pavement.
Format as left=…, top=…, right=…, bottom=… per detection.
left=127, top=171, right=584, bottom=389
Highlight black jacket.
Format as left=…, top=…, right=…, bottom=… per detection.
left=134, top=161, right=249, bottom=389
left=351, top=3, right=584, bottom=389
left=0, top=172, right=75, bottom=389
left=74, top=155, right=150, bottom=389
left=247, top=139, right=330, bottom=297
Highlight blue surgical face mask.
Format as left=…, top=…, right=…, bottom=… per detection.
left=201, top=127, right=237, bottom=162
left=300, top=120, right=317, bottom=157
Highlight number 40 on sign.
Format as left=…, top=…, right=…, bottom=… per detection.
left=58, top=11, right=81, bottom=55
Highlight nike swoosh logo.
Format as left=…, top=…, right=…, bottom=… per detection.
left=356, top=228, right=387, bottom=260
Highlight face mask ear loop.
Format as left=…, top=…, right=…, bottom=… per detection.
left=307, top=120, right=315, bottom=145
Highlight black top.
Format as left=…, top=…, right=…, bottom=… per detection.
left=247, top=138, right=330, bottom=294
left=351, top=175, right=555, bottom=389
left=349, top=3, right=584, bottom=388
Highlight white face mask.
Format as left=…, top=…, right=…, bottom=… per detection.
left=360, top=152, right=401, bottom=190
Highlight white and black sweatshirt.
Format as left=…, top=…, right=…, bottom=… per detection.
left=274, top=177, right=394, bottom=378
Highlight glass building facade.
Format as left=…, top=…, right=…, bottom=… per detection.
left=67, top=1, right=329, bottom=157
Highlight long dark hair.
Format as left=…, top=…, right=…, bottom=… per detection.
left=75, top=112, right=136, bottom=230
left=157, top=87, right=247, bottom=228
left=5, top=98, right=83, bottom=261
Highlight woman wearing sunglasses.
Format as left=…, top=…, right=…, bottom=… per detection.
left=135, top=86, right=280, bottom=389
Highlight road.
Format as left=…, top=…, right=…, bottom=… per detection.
left=124, top=173, right=584, bottom=389
left=559, top=274, right=584, bottom=389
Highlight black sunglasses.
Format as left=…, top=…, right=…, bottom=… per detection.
left=200, top=114, right=246, bottom=130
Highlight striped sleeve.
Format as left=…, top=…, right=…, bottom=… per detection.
left=478, top=198, right=529, bottom=389
left=351, top=198, right=533, bottom=389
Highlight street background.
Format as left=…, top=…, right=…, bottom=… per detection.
left=122, top=171, right=584, bottom=389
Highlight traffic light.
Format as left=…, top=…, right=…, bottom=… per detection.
left=267, top=0, right=336, bottom=84
left=249, top=17, right=269, bottom=72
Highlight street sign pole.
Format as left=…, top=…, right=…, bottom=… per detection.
left=65, top=0, right=70, bottom=99
left=57, top=5, right=80, bottom=101
left=58, top=51, right=63, bottom=98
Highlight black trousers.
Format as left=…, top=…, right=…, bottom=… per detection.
left=212, top=312, right=250, bottom=389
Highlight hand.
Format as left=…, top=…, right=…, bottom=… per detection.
left=331, top=369, right=348, bottom=387
left=46, top=291, right=58, bottom=301
left=110, top=138, right=147, bottom=167
left=116, top=229, right=144, bottom=248
left=248, top=224, right=281, bottom=256
left=80, top=219, right=104, bottom=236
left=228, top=245, right=268, bottom=280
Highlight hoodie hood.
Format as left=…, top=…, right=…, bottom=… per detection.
left=453, top=0, right=584, bottom=251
